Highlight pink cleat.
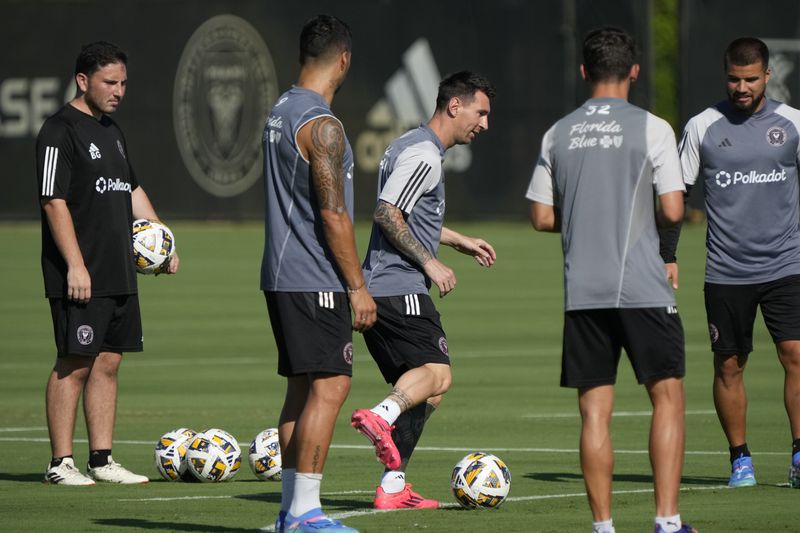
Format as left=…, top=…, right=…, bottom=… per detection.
left=350, top=409, right=401, bottom=470
left=374, top=484, right=439, bottom=510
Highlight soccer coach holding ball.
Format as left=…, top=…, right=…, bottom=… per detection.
left=36, top=41, right=179, bottom=486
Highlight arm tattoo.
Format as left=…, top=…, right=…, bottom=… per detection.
left=388, top=387, right=413, bottom=413
left=374, top=201, right=433, bottom=267
left=309, top=117, right=346, bottom=213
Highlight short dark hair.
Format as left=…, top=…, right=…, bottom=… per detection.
left=74, top=41, right=127, bottom=77
left=435, top=71, right=496, bottom=112
left=299, top=14, right=352, bottom=65
left=582, top=27, right=637, bottom=82
left=724, top=37, right=769, bottom=70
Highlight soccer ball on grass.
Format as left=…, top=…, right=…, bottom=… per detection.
left=248, top=428, right=282, bottom=481
left=185, top=428, right=241, bottom=482
left=450, top=452, right=511, bottom=509
left=154, top=427, right=197, bottom=481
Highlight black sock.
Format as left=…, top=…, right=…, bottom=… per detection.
left=390, top=400, right=437, bottom=472
left=89, top=449, right=112, bottom=468
left=50, top=455, right=73, bottom=468
left=729, top=443, right=750, bottom=463
left=792, top=438, right=800, bottom=458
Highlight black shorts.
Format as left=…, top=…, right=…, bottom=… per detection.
left=561, top=307, right=685, bottom=388
left=362, top=294, right=450, bottom=384
left=265, top=291, right=354, bottom=377
left=704, top=275, right=800, bottom=356
left=49, top=295, right=143, bottom=357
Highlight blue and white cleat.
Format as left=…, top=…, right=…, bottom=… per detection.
left=789, top=452, right=800, bottom=488
left=285, top=508, right=358, bottom=532
left=274, top=510, right=287, bottom=532
left=654, top=523, right=697, bottom=533
left=728, top=456, right=756, bottom=487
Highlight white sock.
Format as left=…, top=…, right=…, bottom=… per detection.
left=655, top=514, right=682, bottom=533
left=380, top=470, right=406, bottom=493
left=592, top=519, right=615, bottom=533
left=289, top=472, right=322, bottom=518
left=280, top=468, right=296, bottom=512
left=371, top=399, right=402, bottom=425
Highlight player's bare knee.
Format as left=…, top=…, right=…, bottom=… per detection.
left=311, top=374, right=351, bottom=405
left=426, top=364, right=451, bottom=395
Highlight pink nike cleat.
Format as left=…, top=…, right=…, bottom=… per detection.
left=350, top=409, right=401, bottom=470
left=374, top=483, right=439, bottom=510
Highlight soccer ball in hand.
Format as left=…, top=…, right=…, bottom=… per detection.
left=450, top=452, right=511, bottom=509
left=185, top=428, right=242, bottom=482
left=154, top=428, right=197, bottom=481
left=248, top=428, right=282, bottom=481
left=132, top=219, right=175, bottom=275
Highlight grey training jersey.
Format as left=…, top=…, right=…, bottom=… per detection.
left=527, top=97, right=684, bottom=311
left=363, top=124, right=446, bottom=297
left=260, top=87, right=355, bottom=292
left=680, top=98, right=800, bottom=284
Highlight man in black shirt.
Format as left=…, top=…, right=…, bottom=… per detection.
left=37, top=41, right=179, bottom=485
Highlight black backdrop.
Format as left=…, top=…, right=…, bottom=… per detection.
left=680, top=0, right=800, bottom=209
left=0, top=0, right=650, bottom=220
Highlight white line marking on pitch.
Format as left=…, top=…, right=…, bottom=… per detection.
left=0, top=426, right=47, bottom=432
left=523, top=409, right=717, bottom=419
left=120, top=490, right=375, bottom=502
left=256, top=484, right=730, bottom=532
left=0, top=435, right=786, bottom=456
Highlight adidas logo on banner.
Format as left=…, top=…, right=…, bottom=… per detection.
left=355, top=38, right=472, bottom=173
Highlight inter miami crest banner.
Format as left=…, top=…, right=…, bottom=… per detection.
left=0, top=0, right=650, bottom=220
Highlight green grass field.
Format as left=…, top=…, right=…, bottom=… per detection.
left=0, top=221, right=797, bottom=532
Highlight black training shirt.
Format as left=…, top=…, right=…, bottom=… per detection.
left=36, top=104, right=138, bottom=297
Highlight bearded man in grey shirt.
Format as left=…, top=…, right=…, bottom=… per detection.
left=677, top=36, right=800, bottom=490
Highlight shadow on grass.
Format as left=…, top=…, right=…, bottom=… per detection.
left=0, top=472, right=45, bottom=482
left=95, top=519, right=253, bottom=532
left=233, top=492, right=367, bottom=512
left=524, top=471, right=727, bottom=485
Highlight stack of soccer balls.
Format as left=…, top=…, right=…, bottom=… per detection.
left=154, top=427, right=281, bottom=482
left=132, top=219, right=175, bottom=275
left=450, top=452, right=511, bottom=509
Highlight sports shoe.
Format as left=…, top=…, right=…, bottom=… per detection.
left=374, top=483, right=438, bottom=510
left=285, top=508, right=358, bottom=532
left=728, top=456, right=756, bottom=487
left=789, top=452, right=800, bottom=488
left=350, top=409, right=401, bottom=470
left=654, top=523, right=697, bottom=533
left=87, top=455, right=149, bottom=484
left=43, top=457, right=95, bottom=486
left=274, top=510, right=287, bottom=533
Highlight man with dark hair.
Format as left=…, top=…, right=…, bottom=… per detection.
left=528, top=28, right=694, bottom=533
left=675, top=36, right=800, bottom=489
left=37, top=41, right=179, bottom=486
left=261, top=14, right=375, bottom=533
left=350, top=71, right=496, bottom=510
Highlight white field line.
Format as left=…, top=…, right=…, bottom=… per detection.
left=0, top=426, right=47, bottom=432
left=119, top=490, right=376, bottom=502
left=523, top=409, right=717, bottom=419
left=255, top=484, right=731, bottom=532
left=0, top=435, right=787, bottom=456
